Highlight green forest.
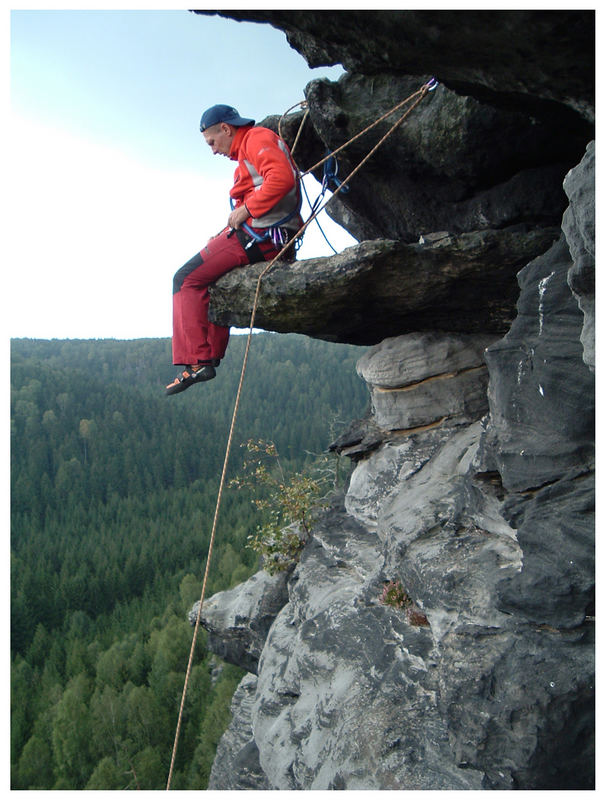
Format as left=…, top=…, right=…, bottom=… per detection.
left=10, top=333, right=368, bottom=790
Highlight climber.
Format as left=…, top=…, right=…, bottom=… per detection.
left=166, top=104, right=303, bottom=396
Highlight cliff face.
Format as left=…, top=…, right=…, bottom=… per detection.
left=192, top=10, right=594, bottom=790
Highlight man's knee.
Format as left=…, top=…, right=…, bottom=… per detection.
left=173, top=253, right=203, bottom=294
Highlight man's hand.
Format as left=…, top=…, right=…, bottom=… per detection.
left=228, top=204, right=250, bottom=230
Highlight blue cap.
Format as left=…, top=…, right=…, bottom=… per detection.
left=200, top=104, right=255, bottom=132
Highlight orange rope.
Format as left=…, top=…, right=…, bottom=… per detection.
left=301, top=85, right=427, bottom=178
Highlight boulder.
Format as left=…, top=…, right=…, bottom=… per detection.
left=356, top=332, right=495, bottom=430
left=189, top=569, right=289, bottom=675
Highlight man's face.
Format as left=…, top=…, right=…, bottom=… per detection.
left=203, top=122, right=235, bottom=157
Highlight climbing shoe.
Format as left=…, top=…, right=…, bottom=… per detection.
left=165, top=363, right=216, bottom=395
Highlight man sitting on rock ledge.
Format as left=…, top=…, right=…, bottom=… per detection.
left=166, top=103, right=302, bottom=396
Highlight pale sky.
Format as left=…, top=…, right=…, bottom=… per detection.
left=8, top=6, right=356, bottom=340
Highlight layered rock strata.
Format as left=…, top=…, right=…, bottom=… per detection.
left=201, top=222, right=594, bottom=786
left=202, top=279, right=594, bottom=787
left=190, top=9, right=594, bottom=791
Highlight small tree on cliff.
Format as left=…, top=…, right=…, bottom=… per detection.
left=230, top=439, right=333, bottom=574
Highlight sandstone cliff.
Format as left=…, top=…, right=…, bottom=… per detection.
left=191, top=10, right=594, bottom=789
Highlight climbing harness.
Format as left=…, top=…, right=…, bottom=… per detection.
left=229, top=197, right=303, bottom=252
left=166, top=77, right=439, bottom=790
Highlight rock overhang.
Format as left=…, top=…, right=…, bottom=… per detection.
left=209, top=227, right=560, bottom=346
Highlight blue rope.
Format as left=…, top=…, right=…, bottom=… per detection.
left=301, top=176, right=338, bottom=255
left=322, top=153, right=350, bottom=196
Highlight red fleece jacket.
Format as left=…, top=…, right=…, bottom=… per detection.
left=228, top=125, right=301, bottom=229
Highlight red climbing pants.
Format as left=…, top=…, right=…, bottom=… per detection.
left=172, top=228, right=279, bottom=365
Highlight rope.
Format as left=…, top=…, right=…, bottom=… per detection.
left=165, top=78, right=435, bottom=790
left=280, top=87, right=429, bottom=251
left=278, top=100, right=310, bottom=153
left=300, top=83, right=430, bottom=179
left=290, top=107, right=310, bottom=162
